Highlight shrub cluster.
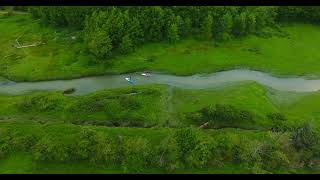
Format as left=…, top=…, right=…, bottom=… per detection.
left=186, top=104, right=254, bottom=128
left=16, top=88, right=163, bottom=128
left=1, top=126, right=320, bottom=172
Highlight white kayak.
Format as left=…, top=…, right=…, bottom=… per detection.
left=141, top=73, right=152, bottom=77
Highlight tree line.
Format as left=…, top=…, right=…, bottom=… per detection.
left=186, top=104, right=292, bottom=131
left=277, top=6, right=320, bottom=24
left=27, top=6, right=279, bottom=60
left=0, top=124, right=319, bottom=172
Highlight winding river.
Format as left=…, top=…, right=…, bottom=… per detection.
left=1, top=69, right=320, bottom=95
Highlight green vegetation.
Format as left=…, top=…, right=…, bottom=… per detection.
left=0, top=82, right=311, bottom=129
left=1, top=82, right=320, bottom=173
left=1, top=81, right=320, bottom=130
left=1, top=6, right=320, bottom=174
left=1, top=8, right=320, bottom=81
left=0, top=85, right=169, bottom=127
left=172, top=82, right=277, bottom=128
left=0, top=121, right=319, bottom=174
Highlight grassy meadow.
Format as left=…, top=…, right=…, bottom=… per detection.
left=0, top=82, right=320, bottom=130
left=2, top=14, right=320, bottom=81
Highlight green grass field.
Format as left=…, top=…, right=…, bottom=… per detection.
left=2, top=14, right=320, bottom=81
left=0, top=85, right=169, bottom=127
left=0, top=82, right=319, bottom=130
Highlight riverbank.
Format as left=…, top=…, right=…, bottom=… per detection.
left=2, top=14, right=320, bottom=82
left=0, top=82, right=319, bottom=129
left=1, top=82, right=320, bottom=173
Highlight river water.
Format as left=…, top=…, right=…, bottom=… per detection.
left=1, top=69, right=320, bottom=95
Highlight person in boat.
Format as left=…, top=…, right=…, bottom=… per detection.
left=142, top=71, right=152, bottom=77
left=125, top=75, right=134, bottom=84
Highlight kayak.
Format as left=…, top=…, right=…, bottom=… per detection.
left=125, top=77, right=135, bottom=84
left=141, top=73, right=152, bottom=77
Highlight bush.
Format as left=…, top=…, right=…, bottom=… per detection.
left=291, top=122, right=318, bottom=151
left=0, top=129, right=11, bottom=158
left=33, top=136, right=70, bottom=162
left=19, top=94, right=64, bottom=112
left=121, top=137, right=153, bottom=172
left=32, top=127, right=119, bottom=166
left=155, top=137, right=181, bottom=171
left=88, top=136, right=117, bottom=166
left=187, top=140, right=212, bottom=168
left=10, top=134, right=39, bottom=152
left=198, top=105, right=215, bottom=120
left=271, top=122, right=291, bottom=132
left=238, top=110, right=254, bottom=121
left=190, top=104, right=254, bottom=127
left=72, top=127, right=117, bottom=165
left=231, top=139, right=261, bottom=167
left=174, top=128, right=199, bottom=162
left=213, top=104, right=254, bottom=122
left=185, top=111, right=204, bottom=126
left=214, top=135, right=234, bottom=163
left=86, top=29, right=113, bottom=59
left=267, top=112, right=286, bottom=121
left=258, top=143, right=290, bottom=170
left=119, top=35, right=134, bottom=53
left=267, top=112, right=290, bottom=132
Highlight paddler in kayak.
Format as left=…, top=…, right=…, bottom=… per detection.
left=125, top=75, right=135, bottom=84
left=141, top=71, right=152, bottom=77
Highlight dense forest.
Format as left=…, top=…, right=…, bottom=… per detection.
left=29, top=6, right=320, bottom=59
left=29, top=6, right=278, bottom=59
left=3, top=6, right=317, bottom=60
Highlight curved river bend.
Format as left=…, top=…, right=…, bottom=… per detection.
left=1, top=69, right=320, bottom=95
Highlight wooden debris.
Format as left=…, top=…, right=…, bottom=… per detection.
left=199, top=122, right=209, bottom=129
left=15, top=41, right=45, bottom=49
left=14, top=36, right=45, bottom=49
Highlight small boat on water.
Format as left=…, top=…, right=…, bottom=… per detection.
left=141, top=71, right=152, bottom=77
left=125, top=77, right=135, bottom=84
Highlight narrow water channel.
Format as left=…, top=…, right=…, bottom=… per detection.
left=1, top=69, right=320, bottom=95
